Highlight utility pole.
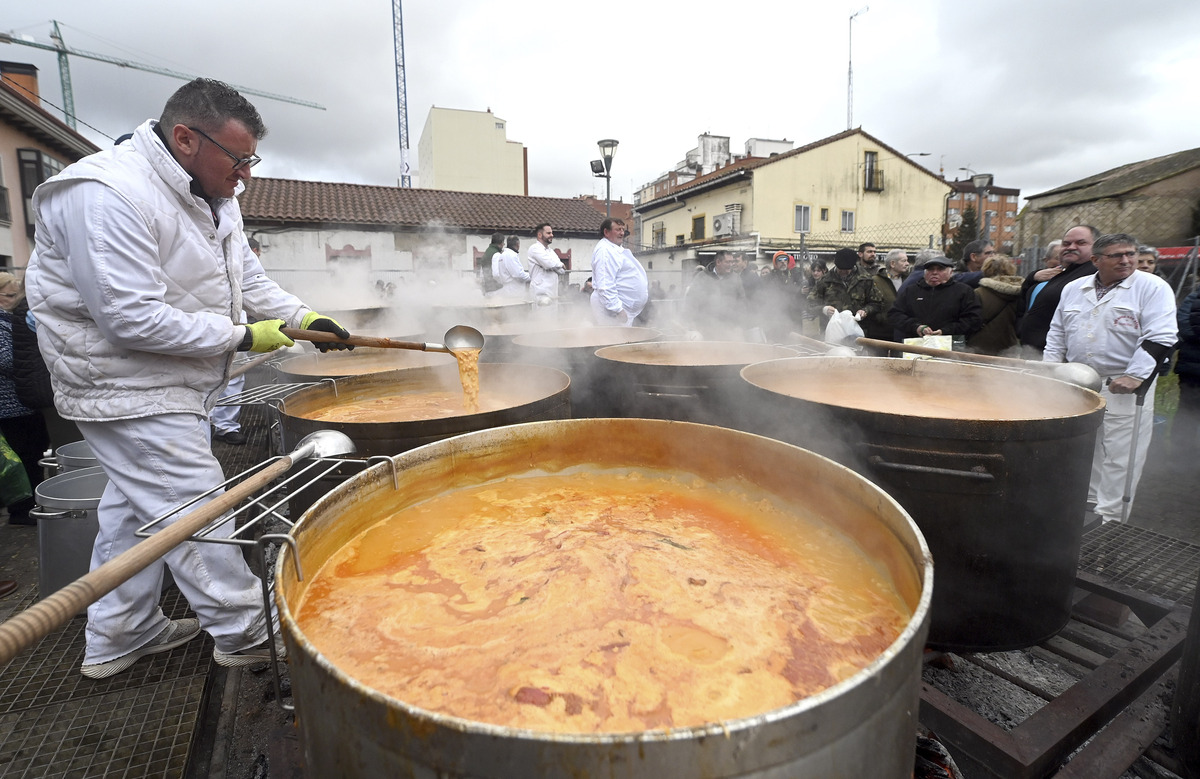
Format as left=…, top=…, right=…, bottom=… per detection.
left=847, top=6, right=868, bottom=130
left=392, top=0, right=412, bottom=188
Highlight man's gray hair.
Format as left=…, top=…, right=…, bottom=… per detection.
left=160, top=78, right=267, bottom=139
left=884, top=249, right=908, bottom=267
left=912, top=248, right=942, bottom=268
left=1136, top=244, right=1159, bottom=260
left=506, top=235, right=521, bottom=250
left=1093, top=233, right=1139, bottom=255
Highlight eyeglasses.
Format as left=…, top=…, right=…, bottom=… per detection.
left=187, top=126, right=261, bottom=171
left=1099, top=251, right=1137, bottom=260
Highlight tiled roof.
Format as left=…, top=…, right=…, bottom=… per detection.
left=240, top=178, right=606, bottom=235
left=1027, top=146, right=1200, bottom=207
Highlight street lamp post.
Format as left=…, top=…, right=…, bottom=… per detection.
left=591, top=139, right=619, bottom=218
left=971, top=172, right=994, bottom=242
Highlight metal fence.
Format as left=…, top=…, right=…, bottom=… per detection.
left=789, top=217, right=945, bottom=252
left=1017, top=192, right=1200, bottom=258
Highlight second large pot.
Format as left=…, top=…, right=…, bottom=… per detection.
left=740, top=356, right=1105, bottom=652
left=594, top=341, right=798, bottom=426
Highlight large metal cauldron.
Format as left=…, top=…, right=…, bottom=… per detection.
left=273, top=348, right=449, bottom=383
left=275, top=363, right=571, bottom=458
left=594, top=341, right=798, bottom=426
left=511, top=326, right=660, bottom=418
left=276, top=419, right=933, bottom=778
left=740, top=356, right=1105, bottom=652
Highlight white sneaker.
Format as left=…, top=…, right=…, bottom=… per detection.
left=213, top=635, right=287, bottom=667
left=80, top=618, right=202, bottom=679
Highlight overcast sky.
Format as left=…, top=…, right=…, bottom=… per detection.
left=8, top=0, right=1200, bottom=206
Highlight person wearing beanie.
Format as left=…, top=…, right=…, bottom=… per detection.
left=807, top=247, right=886, bottom=332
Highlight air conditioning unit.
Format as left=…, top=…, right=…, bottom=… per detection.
left=712, top=214, right=734, bottom=237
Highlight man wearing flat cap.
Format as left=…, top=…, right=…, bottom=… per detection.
left=888, top=254, right=982, bottom=341
left=808, top=248, right=886, bottom=333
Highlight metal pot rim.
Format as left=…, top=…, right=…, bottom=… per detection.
left=276, top=419, right=934, bottom=744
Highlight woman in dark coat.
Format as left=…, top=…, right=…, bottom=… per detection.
left=887, top=255, right=982, bottom=340
left=967, top=256, right=1025, bottom=355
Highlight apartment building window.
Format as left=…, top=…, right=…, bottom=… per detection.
left=841, top=210, right=855, bottom=232
left=964, top=193, right=976, bottom=202
left=820, top=207, right=829, bottom=221
left=794, top=205, right=811, bottom=233
left=988, top=193, right=999, bottom=203
left=863, top=151, right=883, bottom=191
left=692, top=215, right=705, bottom=241
left=652, top=221, right=665, bottom=248
left=1007, top=195, right=1018, bottom=204
left=0, top=159, right=9, bottom=223
left=676, top=234, right=685, bottom=246
left=948, top=208, right=960, bottom=216
left=1006, top=211, right=1016, bottom=219
left=18, top=149, right=64, bottom=239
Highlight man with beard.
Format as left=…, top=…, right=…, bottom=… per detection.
left=1018, top=225, right=1100, bottom=353
left=1044, top=233, right=1177, bottom=523
left=808, top=248, right=886, bottom=333
left=857, top=242, right=877, bottom=272
left=527, top=222, right=566, bottom=301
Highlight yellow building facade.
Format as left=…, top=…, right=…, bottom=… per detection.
left=417, top=107, right=527, bottom=195
left=636, top=129, right=949, bottom=272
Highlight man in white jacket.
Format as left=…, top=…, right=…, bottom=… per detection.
left=1044, top=232, right=1178, bottom=523
left=492, top=235, right=530, bottom=299
left=527, top=223, right=565, bottom=301
left=590, top=218, right=648, bottom=326
left=27, top=79, right=350, bottom=679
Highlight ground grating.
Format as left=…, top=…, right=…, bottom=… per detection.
left=1078, top=522, right=1200, bottom=605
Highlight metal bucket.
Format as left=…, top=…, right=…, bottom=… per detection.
left=511, top=326, right=661, bottom=418
left=739, top=356, right=1105, bottom=652
left=277, top=419, right=933, bottom=778
left=31, top=466, right=108, bottom=599
left=55, top=440, right=97, bottom=473
left=593, top=341, right=798, bottom=426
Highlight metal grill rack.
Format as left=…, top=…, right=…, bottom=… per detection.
left=1078, top=521, right=1200, bottom=606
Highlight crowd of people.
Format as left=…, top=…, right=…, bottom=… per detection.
left=4, top=74, right=1195, bottom=677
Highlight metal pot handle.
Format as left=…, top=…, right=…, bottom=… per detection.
left=866, top=455, right=995, bottom=481
left=29, top=508, right=71, bottom=521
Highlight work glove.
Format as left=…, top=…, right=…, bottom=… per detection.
left=301, top=312, right=353, bottom=352
left=243, top=319, right=294, bottom=353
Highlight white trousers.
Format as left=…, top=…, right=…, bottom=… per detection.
left=209, top=372, right=245, bottom=433
left=78, top=414, right=269, bottom=663
left=1090, top=382, right=1156, bottom=522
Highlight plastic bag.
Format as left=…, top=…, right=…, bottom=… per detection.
left=0, top=433, right=31, bottom=507
left=824, top=310, right=864, bottom=346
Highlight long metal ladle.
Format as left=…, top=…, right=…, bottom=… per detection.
left=281, top=324, right=485, bottom=354
left=0, top=430, right=355, bottom=666
left=855, top=337, right=1104, bottom=392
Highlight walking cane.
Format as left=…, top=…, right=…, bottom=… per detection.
left=1119, top=376, right=1155, bottom=524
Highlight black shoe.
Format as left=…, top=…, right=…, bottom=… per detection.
left=214, top=430, right=247, bottom=446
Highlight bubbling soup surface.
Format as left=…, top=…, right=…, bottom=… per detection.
left=295, top=471, right=912, bottom=734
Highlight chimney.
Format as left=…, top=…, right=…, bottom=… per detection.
left=0, top=62, right=40, bottom=106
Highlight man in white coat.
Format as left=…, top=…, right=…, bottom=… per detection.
left=527, top=222, right=565, bottom=301
left=28, top=78, right=351, bottom=678
left=590, top=218, right=648, bottom=326
left=1044, top=232, right=1178, bottom=523
left=492, top=235, right=530, bottom=299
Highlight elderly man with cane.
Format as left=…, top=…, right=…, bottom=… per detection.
left=1043, top=233, right=1177, bottom=524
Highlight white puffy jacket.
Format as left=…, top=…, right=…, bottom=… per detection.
left=27, top=119, right=310, bottom=421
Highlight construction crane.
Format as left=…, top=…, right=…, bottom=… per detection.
left=0, top=20, right=324, bottom=130
left=392, top=0, right=411, bottom=187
